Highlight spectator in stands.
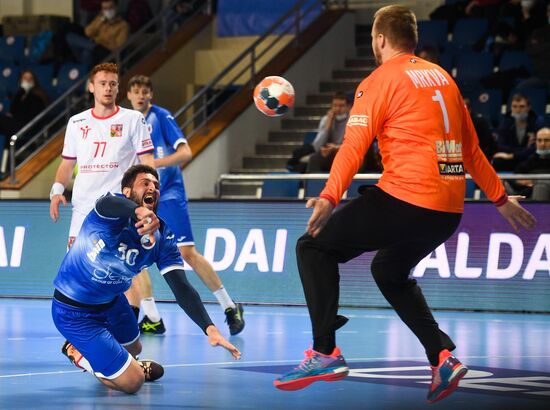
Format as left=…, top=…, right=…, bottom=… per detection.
left=517, top=2, right=550, bottom=92
left=492, top=93, right=545, bottom=171
left=125, top=0, right=153, bottom=33
left=0, top=70, right=49, bottom=141
left=508, top=127, right=550, bottom=199
left=66, top=0, right=130, bottom=67
left=464, top=97, right=497, bottom=161
left=77, top=0, right=102, bottom=27
left=286, top=92, right=351, bottom=173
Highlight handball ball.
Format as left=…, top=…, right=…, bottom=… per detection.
left=253, top=76, right=295, bottom=117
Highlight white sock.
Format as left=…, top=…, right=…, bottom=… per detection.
left=141, top=297, right=161, bottom=322
left=213, top=286, right=236, bottom=311
left=77, top=356, right=94, bottom=374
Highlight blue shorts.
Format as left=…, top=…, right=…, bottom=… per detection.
left=157, top=199, right=194, bottom=246
left=51, top=293, right=139, bottom=379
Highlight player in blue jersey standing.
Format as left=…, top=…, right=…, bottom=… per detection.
left=125, top=75, right=245, bottom=336
left=52, top=164, right=240, bottom=394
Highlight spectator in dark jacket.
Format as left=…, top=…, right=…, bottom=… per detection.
left=509, top=127, right=550, bottom=199
left=0, top=70, right=49, bottom=139
left=492, top=93, right=544, bottom=171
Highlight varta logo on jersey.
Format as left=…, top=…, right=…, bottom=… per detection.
left=438, top=162, right=464, bottom=175
left=347, top=115, right=368, bottom=127
left=87, top=239, right=106, bottom=262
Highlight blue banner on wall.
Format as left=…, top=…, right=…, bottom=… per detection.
left=0, top=201, right=549, bottom=312
left=217, top=0, right=321, bottom=37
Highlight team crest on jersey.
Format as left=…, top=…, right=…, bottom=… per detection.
left=110, top=124, right=123, bottom=137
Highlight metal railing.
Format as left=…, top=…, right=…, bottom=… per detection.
left=5, top=0, right=210, bottom=184
left=172, top=0, right=348, bottom=140
left=216, top=173, right=550, bottom=199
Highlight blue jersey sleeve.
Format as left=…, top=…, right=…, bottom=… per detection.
left=156, top=221, right=184, bottom=274
left=159, top=109, right=186, bottom=150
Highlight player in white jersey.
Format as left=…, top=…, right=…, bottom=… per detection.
left=50, top=63, right=155, bottom=245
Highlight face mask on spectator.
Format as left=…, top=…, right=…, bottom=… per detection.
left=536, top=148, right=550, bottom=157
left=511, top=112, right=528, bottom=121
left=20, top=81, right=34, bottom=92
left=103, top=9, right=116, bottom=20
left=335, top=113, right=348, bottom=121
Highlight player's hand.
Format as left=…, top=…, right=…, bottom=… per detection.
left=50, top=194, right=68, bottom=222
left=306, top=197, right=334, bottom=237
left=496, top=195, right=537, bottom=232
left=206, top=325, right=241, bottom=360
left=134, top=207, right=160, bottom=236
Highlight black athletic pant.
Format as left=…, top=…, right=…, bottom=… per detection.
left=296, top=186, right=461, bottom=365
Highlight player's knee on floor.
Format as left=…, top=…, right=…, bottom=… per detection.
left=116, top=362, right=145, bottom=394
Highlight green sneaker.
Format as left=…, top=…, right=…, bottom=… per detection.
left=139, top=315, right=166, bottom=334
left=224, top=303, right=245, bottom=335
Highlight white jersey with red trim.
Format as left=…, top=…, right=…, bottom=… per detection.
left=62, top=106, right=153, bottom=222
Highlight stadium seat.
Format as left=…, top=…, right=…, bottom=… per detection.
left=455, top=51, right=493, bottom=90
left=0, top=65, right=21, bottom=96
left=451, top=18, right=488, bottom=50
left=0, top=35, right=26, bottom=65
left=470, top=89, right=503, bottom=127
left=26, top=63, right=55, bottom=99
left=465, top=179, right=477, bottom=198
left=303, top=131, right=317, bottom=145
left=499, top=50, right=532, bottom=75
left=417, top=20, right=448, bottom=51
left=0, top=97, right=10, bottom=115
left=508, top=88, right=547, bottom=117
left=304, top=179, right=326, bottom=198
left=438, top=51, right=454, bottom=73
left=261, top=179, right=301, bottom=199
left=55, top=63, right=88, bottom=97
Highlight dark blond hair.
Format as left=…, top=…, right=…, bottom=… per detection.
left=373, top=5, right=417, bottom=52
left=89, top=62, right=119, bottom=81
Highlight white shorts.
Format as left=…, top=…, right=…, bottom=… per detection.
left=69, top=208, right=88, bottom=238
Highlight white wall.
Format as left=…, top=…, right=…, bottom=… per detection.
left=0, top=0, right=73, bottom=19
left=183, top=12, right=356, bottom=198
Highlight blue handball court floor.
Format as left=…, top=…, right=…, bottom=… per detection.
left=1, top=299, right=549, bottom=409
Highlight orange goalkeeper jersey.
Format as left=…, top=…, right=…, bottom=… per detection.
left=320, top=54, right=506, bottom=213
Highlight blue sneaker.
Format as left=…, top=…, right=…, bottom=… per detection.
left=274, top=347, right=349, bottom=391
left=427, top=349, right=468, bottom=403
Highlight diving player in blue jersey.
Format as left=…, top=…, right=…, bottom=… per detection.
left=125, top=75, right=245, bottom=336
left=52, top=164, right=241, bottom=394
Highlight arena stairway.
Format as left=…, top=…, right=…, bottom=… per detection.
left=220, top=24, right=375, bottom=199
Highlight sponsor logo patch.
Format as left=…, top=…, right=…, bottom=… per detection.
left=439, top=162, right=464, bottom=175
left=348, top=114, right=368, bottom=127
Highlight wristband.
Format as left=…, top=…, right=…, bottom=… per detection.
left=50, top=182, right=65, bottom=200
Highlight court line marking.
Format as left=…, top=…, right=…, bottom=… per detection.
left=2, top=355, right=550, bottom=379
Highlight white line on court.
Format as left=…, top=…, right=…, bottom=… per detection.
left=2, top=355, right=550, bottom=379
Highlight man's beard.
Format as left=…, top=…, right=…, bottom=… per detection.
left=130, top=190, right=158, bottom=213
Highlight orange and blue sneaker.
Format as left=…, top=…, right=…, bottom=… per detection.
left=427, top=349, right=468, bottom=404
left=274, top=347, right=349, bottom=391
